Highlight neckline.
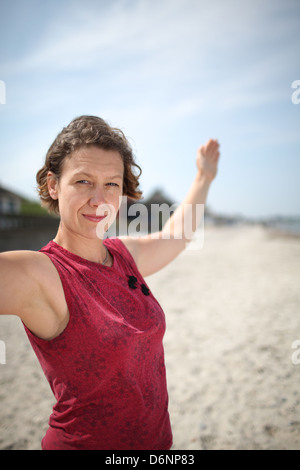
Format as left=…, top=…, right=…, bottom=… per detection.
left=49, top=240, right=115, bottom=269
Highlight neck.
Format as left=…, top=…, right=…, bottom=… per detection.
left=53, top=224, right=109, bottom=264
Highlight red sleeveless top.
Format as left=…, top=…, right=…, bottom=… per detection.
left=23, top=238, right=172, bottom=450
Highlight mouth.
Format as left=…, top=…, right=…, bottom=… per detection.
left=82, top=214, right=107, bottom=223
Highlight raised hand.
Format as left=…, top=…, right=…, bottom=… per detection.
left=196, top=139, right=220, bottom=182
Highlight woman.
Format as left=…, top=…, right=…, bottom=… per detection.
left=0, top=115, right=220, bottom=450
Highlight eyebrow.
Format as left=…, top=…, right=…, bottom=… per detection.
left=73, top=171, right=123, bottom=179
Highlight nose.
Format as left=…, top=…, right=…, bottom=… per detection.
left=89, top=185, right=106, bottom=207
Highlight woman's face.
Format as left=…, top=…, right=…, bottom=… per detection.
left=48, top=145, right=124, bottom=240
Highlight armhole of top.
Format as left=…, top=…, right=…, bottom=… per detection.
left=22, top=251, right=72, bottom=344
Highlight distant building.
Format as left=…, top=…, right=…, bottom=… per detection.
left=141, top=189, right=175, bottom=209
left=0, top=186, right=22, bottom=215
left=123, top=188, right=176, bottom=233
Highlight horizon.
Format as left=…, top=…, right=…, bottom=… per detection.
left=1, top=179, right=300, bottom=223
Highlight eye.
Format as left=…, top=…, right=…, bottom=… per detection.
left=77, top=180, right=89, bottom=184
left=106, top=183, right=119, bottom=187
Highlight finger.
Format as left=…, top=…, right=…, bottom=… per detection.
left=213, top=150, right=220, bottom=162
left=197, top=145, right=205, bottom=157
left=206, top=139, right=219, bottom=158
left=206, top=139, right=215, bottom=150
left=211, top=139, right=220, bottom=152
left=210, top=141, right=220, bottom=161
left=214, top=145, right=221, bottom=160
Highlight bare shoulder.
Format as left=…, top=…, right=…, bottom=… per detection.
left=118, top=235, right=145, bottom=268
left=119, top=235, right=138, bottom=258
left=118, top=234, right=162, bottom=277
left=0, top=249, right=68, bottom=339
left=119, top=232, right=183, bottom=278
left=0, top=249, right=57, bottom=285
left=1, top=249, right=49, bottom=265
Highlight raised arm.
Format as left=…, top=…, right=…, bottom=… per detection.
left=122, top=139, right=220, bottom=277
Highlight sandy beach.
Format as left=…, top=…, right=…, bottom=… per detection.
left=1, top=224, right=300, bottom=450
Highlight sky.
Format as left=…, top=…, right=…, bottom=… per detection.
left=0, top=0, right=299, bottom=219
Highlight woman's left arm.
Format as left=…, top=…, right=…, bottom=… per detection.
left=122, top=139, right=220, bottom=277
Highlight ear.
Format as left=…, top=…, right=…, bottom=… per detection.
left=47, top=171, right=59, bottom=200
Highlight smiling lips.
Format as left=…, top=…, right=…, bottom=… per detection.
left=83, top=214, right=106, bottom=223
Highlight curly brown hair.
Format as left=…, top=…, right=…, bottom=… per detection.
left=36, top=115, right=143, bottom=214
